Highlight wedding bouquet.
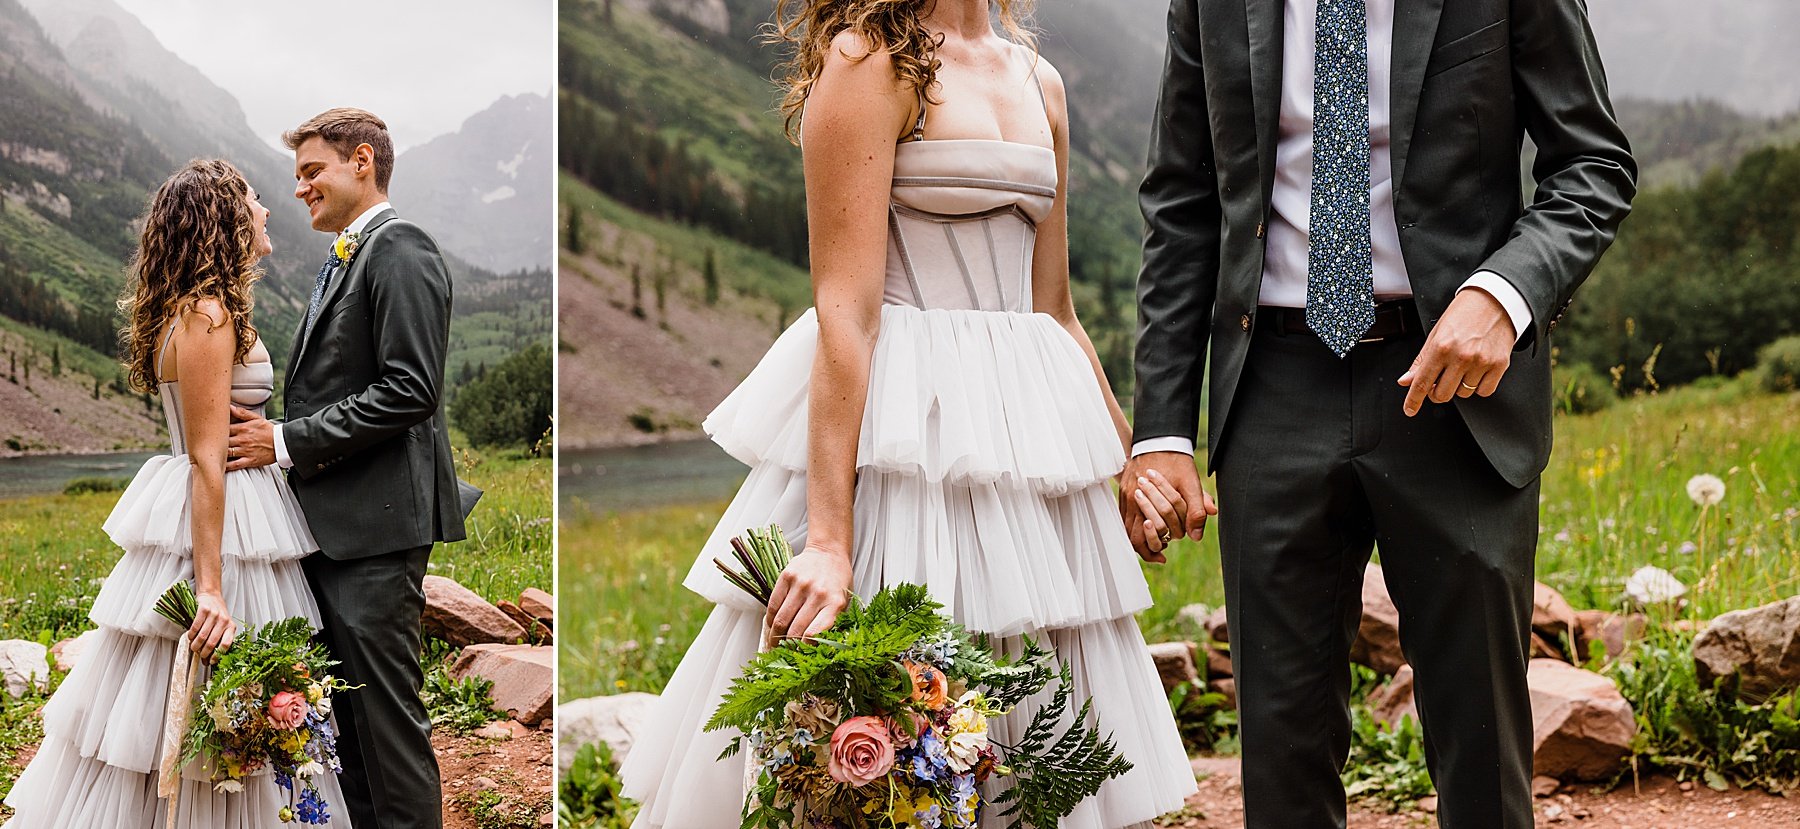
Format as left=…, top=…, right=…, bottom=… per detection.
left=153, top=581, right=354, bottom=825
left=708, top=526, right=1133, bottom=829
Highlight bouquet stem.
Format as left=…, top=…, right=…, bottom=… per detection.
left=714, top=525, right=795, bottom=607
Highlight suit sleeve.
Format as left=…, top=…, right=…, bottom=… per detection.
left=1132, top=0, right=1222, bottom=446
left=284, top=223, right=452, bottom=479
left=1475, top=0, right=1637, bottom=351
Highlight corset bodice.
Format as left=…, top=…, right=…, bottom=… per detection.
left=159, top=361, right=275, bottom=455
left=884, top=139, right=1057, bottom=313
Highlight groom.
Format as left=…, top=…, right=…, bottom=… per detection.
left=1124, top=0, right=1634, bottom=826
left=228, top=107, right=466, bottom=828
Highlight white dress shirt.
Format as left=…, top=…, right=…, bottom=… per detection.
left=273, top=201, right=393, bottom=469
left=1132, top=0, right=1530, bottom=458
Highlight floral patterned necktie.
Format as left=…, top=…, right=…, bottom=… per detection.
left=304, top=248, right=344, bottom=340
left=1305, top=0, right=1375, bottom=357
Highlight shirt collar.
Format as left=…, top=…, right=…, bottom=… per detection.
left=343, top=201, right=393, bottom=236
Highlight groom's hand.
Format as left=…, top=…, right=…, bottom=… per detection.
left=1399, top=288, right=1515, bottom=417
left=1119, top=452, right=1215, bottom=564
left=226, top=405, right=276, bottom=471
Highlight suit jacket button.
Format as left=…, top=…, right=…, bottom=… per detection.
left=1255, top=222, right=1266, bottom=239
left=1240, top=313, right=1252, bottom=331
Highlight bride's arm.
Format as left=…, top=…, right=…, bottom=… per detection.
left=1028, top=61, right=1209, bottom=557
left=171, top=299, right=239, bottom=661
left=1027, top=61, right=1133, bottom=454
left=765, top=32, right=913, bottom=644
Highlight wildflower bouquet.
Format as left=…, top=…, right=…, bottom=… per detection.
left=153, top=581, right=354, bottom=825
left=708, top=526, right=1133, bottom=829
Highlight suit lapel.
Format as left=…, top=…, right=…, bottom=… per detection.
left=289, top=208, right=399, bottom=379
left=1246, top=0, right=1283, bottom=210
left=1388, top=0, right=1446, bottom=196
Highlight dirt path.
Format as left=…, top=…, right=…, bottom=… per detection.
left=437, top=723, right=556, bottom=829
left=1164, top=757, right=1800, bottom=828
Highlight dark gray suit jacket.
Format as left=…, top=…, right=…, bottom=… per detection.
left=284, top=208, right=467, bottom=558
left=1133, top=0, right=1637, bottom=487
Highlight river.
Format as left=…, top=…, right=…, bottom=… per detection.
left=0, top=451, right=159, bottom=500
left=559, top=438, right=748, bottom=517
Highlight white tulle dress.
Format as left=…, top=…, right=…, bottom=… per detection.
left=3, top=337, right=352, bottom=828
left=617, top=136, right=1198, bottom=827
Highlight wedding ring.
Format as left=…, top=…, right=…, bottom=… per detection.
left=1157, top=529, right=1172, bottom=545
left=1460, top=381, right=1478, bottom=391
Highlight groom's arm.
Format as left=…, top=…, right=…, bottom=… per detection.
left=1474, top=0, right=1636, bottom=352
left=283, top=223, right=451, bottom=480
left=1133, top=0, right=1221, bottom=448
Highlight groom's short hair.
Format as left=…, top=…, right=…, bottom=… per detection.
left=284, top=108, right=395, bottom=193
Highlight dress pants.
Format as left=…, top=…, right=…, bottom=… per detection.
left=303, top=545, right=441, bottom=829
left=1214, top=318, right=1538, bottom=829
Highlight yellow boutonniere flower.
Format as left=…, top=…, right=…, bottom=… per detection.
left=333, top=231, right=363, bottom=263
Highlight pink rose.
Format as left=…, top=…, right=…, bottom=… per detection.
left=827, top=716, right=895, bottom=787
left=267, top=690, right=309, bottom=730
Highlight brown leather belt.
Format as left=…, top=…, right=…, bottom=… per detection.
left=1258, top=299, right=1421, bottom=343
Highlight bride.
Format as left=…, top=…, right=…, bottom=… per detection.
left=619, top=0, right=1199, bottom=825
left=3, top=159, right=351, bottom=828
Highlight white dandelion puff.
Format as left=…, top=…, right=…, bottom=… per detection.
left=1624, top=565, right=1687, bottom=605
left=1686, top=474, right=1726, bottom=507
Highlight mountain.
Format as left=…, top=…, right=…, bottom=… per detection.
left=0, top=0, right=551, bottom=453
left=394, top=93, right=555, bottom=272
left=19, top=0, right=317, bottom=335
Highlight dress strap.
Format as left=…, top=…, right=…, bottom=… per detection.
left=155, top=317, right=180, bottom=382
left=908, top=82, right=929, bottom=142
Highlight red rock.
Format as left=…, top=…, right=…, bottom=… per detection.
left=1148, top=641, right=1200, bottom=695
left=1532, top=775, right=1561, bottom=797
left=48, top=630, right=96, bottom=674
left=1693, top=596, right=1800, bottom=702
left=1202, top=641, right=1233, bottom=679
left=1369, top=664, right=1418, bottom=727
left=451, top=644, right=554, bottom=726
left=423, top=575, right=527, bottom=647
left=1205, top=606, right=1231, bottom=644
left=1528, top=659, right=1636, bottom=781
left=496, top=599, right=536, bottom=631
left=1573, top=610, right=1647, bottom=665
left=1350, top=564, right=1406, bottom=675
left=1531, top=632, right=1567, bottom=662
left=519, top=588, right=555, bottom=626
left=1532, top=583, right=1580, bottom=660
left=1208, top=677, right=1237, bottom=709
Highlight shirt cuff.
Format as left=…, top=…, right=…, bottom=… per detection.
left=1131, top=436, right=1196, bottom=457
left=273, top=422, right=294, bottom=470
left=1459, top=271, right=1532, bottom=344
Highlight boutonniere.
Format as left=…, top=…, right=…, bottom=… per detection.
left=333, top=231, right=364, bottom=263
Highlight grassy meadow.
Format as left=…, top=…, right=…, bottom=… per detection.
left=559, top=379, right=1800, bottom=703
left=0, top=445, right=552, bottom=644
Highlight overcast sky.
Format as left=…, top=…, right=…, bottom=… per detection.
left=111, top=0, right=554, bottom=153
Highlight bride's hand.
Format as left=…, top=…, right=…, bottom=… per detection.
left=189, top=590, right=238, bottom=663
left=766, top=547, right=853, bottom=647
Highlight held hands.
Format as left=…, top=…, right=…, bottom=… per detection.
left=189, top=590, right=237, bottom=663
left=1119, top=452, right=1218, bottom=564
left=1398, top=288, right=1516, bottom=416
left=765, top=546, right=854, bottom=648
left=226, top=405, right=276, bottom=471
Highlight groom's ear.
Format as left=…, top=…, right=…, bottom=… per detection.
left=351, top=143, right=382, bottom=192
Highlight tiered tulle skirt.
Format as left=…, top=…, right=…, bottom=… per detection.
left=620, top=306, right=1198, bottom=827
left=3, top=459, right=354, bottom=828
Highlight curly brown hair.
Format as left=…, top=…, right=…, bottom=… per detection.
left=769, top=0, right=1038, bottom=142
left=118, top=159, right=261, bottom=394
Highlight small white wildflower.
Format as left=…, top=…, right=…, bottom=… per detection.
left=1624, top=565, right=1687, bottom=605
left=1687, top=474, right=1726, bottom=506
left=1678, top=541, right=1698, bottom=555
